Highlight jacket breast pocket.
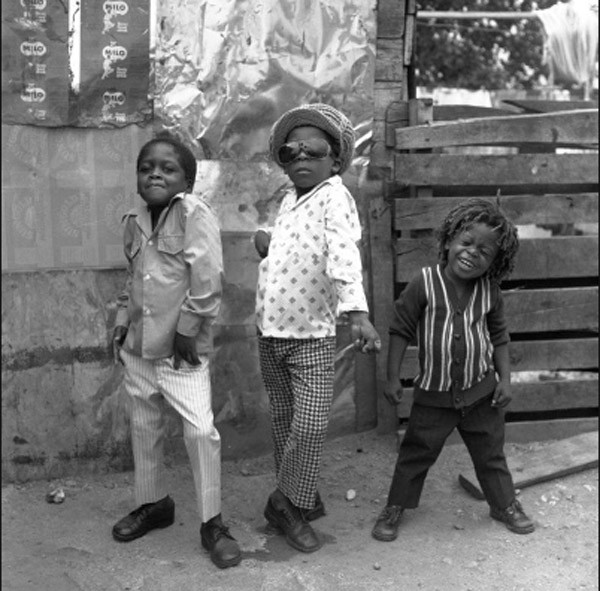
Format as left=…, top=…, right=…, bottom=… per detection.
left=158, top=235, right=184, bottom=256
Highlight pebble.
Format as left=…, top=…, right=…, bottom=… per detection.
left=345, top=489, right=356, bottom=501
left=46, top=487, right=65, bottom=504
left=373, top=563, right=381, bottom=570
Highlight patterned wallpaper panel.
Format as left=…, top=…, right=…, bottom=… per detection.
left=2, top=124, right=151, bottom=271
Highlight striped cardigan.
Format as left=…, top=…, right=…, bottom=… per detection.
left=390, top=265, right=510, bottom=409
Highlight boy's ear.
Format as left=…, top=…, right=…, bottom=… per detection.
left=331, top=159, right=342, bottom=174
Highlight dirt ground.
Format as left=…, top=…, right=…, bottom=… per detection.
left=2, top=428, right=598, bottom=591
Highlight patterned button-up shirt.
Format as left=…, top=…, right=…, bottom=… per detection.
left=115, top=193, right=223, bottom=359
left=256, top=175, right=368, bottom=338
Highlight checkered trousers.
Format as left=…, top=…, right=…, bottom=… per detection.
left=258, top=336, right=336, bottom=510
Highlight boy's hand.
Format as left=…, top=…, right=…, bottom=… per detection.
left=112, top=325, right=128, bottom=364
left=173, top=333, right=200, bottom=370
left=349, top=313, right=381, bottom=354
left=383, top=377, right=403, bottom=406
left=254, top=229, right=271, bottom=259
left=492, top=381, right=512, bottom=408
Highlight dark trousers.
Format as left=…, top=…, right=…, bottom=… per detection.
left=387, top=395, right=515, bottom=510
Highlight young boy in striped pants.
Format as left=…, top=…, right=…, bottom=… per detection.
left=111, top=132, right=241, bottom=569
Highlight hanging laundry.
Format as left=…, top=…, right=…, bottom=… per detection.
left=536, top=0, right=598, bottom=86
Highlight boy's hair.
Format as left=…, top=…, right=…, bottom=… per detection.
left=269, top=103, right=355, bottom=174
left=437, top=198, right=520, bottom=283
left=137, top=132, right=197, bottom=191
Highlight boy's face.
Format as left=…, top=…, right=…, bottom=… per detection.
left=444, top=222, right=500, bottom=284
left=282, top=126, right=339, bottom=195
left=137, top=143, right=188, bottom=209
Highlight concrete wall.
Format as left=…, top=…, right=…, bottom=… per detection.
left=1, top=263, right=363, bottom=483
left=1, top=162, right=379, bottom=483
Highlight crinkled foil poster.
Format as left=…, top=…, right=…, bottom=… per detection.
left=155, top=0, right=376, bottom=160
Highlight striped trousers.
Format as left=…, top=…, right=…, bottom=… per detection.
left=258, top=336, right=335, bottom=510
left=121, top=349, right=221, bottom=522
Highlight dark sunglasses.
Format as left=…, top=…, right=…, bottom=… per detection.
left=277, top=138, right=333, bottom=164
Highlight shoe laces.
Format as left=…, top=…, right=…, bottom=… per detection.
left=381, top=505, right=403, bottom=523
left=281, top=504, right=305, bottom=526
left=204, top=519, right=235, bottom=542
left=506, top=499, right=525, bottom=517
left=130, top=502, right=154, bottom=519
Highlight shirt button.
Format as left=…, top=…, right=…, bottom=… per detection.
left=144, top=308, right=150, bottom=316
left=454, top=397, right=461, bottom=404
left=144, top=274, right=150, bottom=280
left=148, top=240, right=154, bottom=246
left=454, top=334, right=461, bottom=340
left=454, top=358, right=460, bottom=364
left=455, top=309, right=462, bottom=315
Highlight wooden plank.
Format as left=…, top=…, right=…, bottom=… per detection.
left=403, top=13, right=415, bottom=65
left=506, top=379, right=599, bottom=413
left=501, top=99, right=598, bottom=113
left=394, top=194, right=598, bottom=230
left=376, top=0, right=406, bottom=39
left=509, top=338, right=598, bottom=372
left=368, top=194, right=398, bottom=434
left=397, top=338, right=598, bottom=379
left=433, top=105, right=520, bottom=121
left=504, top=287, right=598, bottom=333
left=393, top=153, right=599, bottom=187
left=375, top=38, right=404, bottom=82
left=395, top=378, right=599, bottom=418
left=458, top=431, right=599, bottom=500
left=417, top=10, right=537, bottom=19
left=385, top=101, right=409, bottom=148
left=395, top=235, right=599, bottom=281
left=394, top=109, right=599, bottom=150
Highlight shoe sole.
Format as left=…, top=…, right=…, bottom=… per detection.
left=264, top=504, right=322, bottom=553
left=209, top=552, right=243, bottom=569
left=490, top=514, right=535, bottom=535
left=200, top=538, right=243, bottom=569
left=371, top=528, right=398, bottom=542
left=112, top=515, right=175, bottom=542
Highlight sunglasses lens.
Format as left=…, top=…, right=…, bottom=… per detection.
left=278, top=144, right=298, bottom=164
left=277, top=139, right=331, bottom=164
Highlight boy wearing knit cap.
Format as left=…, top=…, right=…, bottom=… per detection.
left=254, top=103, right=381, bottom=553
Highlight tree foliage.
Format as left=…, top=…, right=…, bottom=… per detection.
left=415, top=0, right=560, bottom=90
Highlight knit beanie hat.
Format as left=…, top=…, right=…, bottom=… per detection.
left=269, top=103, right=356, bottom=174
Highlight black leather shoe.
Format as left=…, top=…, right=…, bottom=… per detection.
left=112, top=495, right=175, bottom=542
left=264, top=490, right=321, bottom=553
left=371, top=505, right=404, bottom=541
left=300, top=490, right=326, bottom=522
left=200, top=514, right=242, bottom=569
left=490, top=499, right=535, bottom=534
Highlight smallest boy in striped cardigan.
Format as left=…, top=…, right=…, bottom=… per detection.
left=372, top=198, right=535, bottom=542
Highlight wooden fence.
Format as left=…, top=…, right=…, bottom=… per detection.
left=382, top=99, right=598, bottom=440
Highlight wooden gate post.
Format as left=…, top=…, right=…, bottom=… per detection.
left=370, top=0, right=417, bottom=433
